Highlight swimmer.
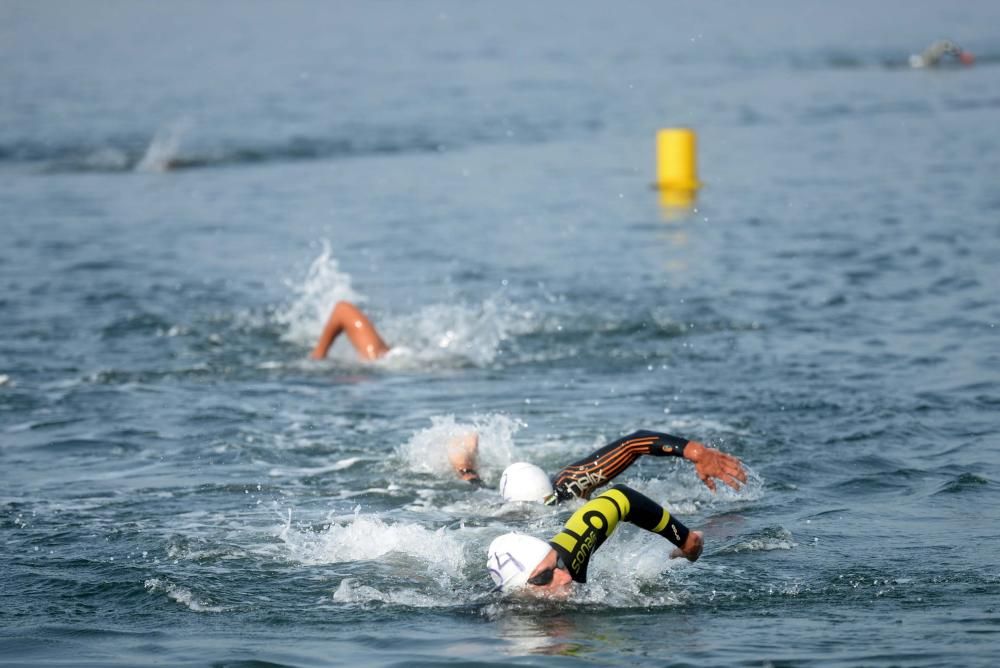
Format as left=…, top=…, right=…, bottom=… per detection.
left=447, top=428, right=746, bottom=502
left=310, top=301, right=390, bottom=361
left=487, top=483, right=704, bottom=596
left=909, top=40, right=975, bottom=68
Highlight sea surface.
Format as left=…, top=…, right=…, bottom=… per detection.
left=2, top=1, right=999, bottom=666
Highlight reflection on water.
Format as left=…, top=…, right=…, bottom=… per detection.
left=497, top=614, right=587, bottom=657
left=657, top=187, right=698, bottom=224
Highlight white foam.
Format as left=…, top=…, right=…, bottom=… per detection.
left=332, top=578, right=443, bottom=608
left=267, top=457, right=365, bottom=478
left=277, top=510, right=704, bottom=610
left=376, top=299, right=521, bottom=369
left=278, top=510, right=467, bottom=576
left=333, top=484, right=405, bottom=499
left=144, top=578, right=225, bottom=613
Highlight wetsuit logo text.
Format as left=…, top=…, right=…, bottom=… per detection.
left=564, top=469, right=607, bottom=499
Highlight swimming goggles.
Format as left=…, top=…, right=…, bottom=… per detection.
left=527, top=555, right=566, bottom=586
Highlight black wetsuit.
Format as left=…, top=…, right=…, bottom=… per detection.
left=548, top=483, right=690, bottom=582
left=548, top=430, right=689, bottom=504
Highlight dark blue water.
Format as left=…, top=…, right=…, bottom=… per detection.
left=3, top=1, right=1000, bottom=665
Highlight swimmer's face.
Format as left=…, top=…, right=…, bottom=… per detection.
left=524, top=550, right=573, bottom=598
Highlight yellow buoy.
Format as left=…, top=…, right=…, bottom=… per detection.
left=655, top=128, right=700, bottom=191
left=658, top=186, right=695, bottom=210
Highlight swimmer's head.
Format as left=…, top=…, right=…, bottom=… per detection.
left=486, top=532, right=552, bottom=593
left=499, top=462, right=555, bottom=503
left=959, top=50, right=975, bottom=65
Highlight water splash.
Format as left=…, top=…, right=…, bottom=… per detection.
left=267, top=457, right=365, bottom=479
left=377, top=298, right=521, bottom=369
left=135, top=119, right=192, bottom=172
left=637, top=464, right=766, bottom=513
left=397, top=414, right=524, bottom=481
left=332, top=578, right=444, bottom=608
left=278, top=509, right=467, bottom=575
left=278, top=246, right=527, bottom=367
left=276, top=242, right=362, bottom=347
left=144, top=578, right=225, bottom=613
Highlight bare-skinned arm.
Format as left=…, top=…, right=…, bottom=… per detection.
left=310, top=301, right=390, bottom=361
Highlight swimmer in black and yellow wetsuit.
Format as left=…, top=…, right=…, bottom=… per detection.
left=448, top=428, right=746, bottom=501
left=487, top=483, right=702, bottom=595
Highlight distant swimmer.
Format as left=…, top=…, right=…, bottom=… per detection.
left=909, top=40, right=975, bottom=68
left=487, top=483, right=704, bottom=596
left=311, top=301, right=390, bottom=361
left=446, top=428, right=746, bottom=502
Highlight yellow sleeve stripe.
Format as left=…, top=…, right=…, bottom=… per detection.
left=551, top=533, right=577, bottom=554
left=601, top=488, right=631, bottom=519
left=652, top=509, right=671, bottom=534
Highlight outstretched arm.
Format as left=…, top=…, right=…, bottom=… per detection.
left=550, top=430, right=686, bottom=501
left=310, top=301, right=390, bottom=361
left=550, top=430, right=746, bottom=501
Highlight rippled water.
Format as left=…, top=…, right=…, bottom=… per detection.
left=3, top=1, right=1000, bottom=666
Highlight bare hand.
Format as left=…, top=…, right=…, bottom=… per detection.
left=669, top=530, right=703, bottom=562
left=684, top=441, right=747, bottom=492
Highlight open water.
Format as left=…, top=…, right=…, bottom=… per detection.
left=2, top=1, right=1000, bottom=666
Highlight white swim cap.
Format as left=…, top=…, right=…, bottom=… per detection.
left=499, top=462, right=554, bottom=503
left=486, top=532, right=552, bottom=592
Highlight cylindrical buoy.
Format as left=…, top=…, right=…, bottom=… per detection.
left=655, top=128, right=699, bottom=190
